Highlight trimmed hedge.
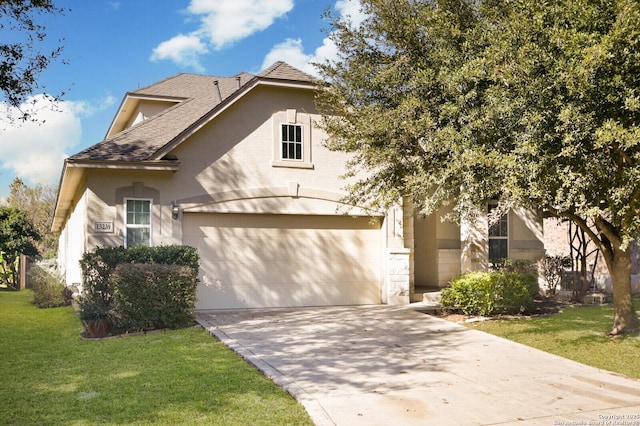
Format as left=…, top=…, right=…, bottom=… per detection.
left=113, top=263, right=198, bottom=331
left=78, top=245, right=200, bottom=334
left=441, top=271, right=537, bottom=316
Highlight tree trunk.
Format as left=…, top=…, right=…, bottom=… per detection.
left=608, top=246, right=639, bottom=335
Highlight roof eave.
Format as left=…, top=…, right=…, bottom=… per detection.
left=51, top=159, right=180, bottom=233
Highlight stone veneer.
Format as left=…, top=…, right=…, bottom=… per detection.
left=386, top=248, right=411, bottom=304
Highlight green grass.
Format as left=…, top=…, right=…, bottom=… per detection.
left=0, top=290, right=313, bottom=425
left=467, top=297, right=640, bottom=379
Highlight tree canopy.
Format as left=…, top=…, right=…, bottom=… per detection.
left=317, top=0, right=640, bottom=334
left=7, top=178, right=57, bottom=258
left=0, top=0, right=66, bottom=122
left=0, top=206, right=40, bottom=288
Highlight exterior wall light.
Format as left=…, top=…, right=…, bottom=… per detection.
left=171, top=203, right=180, bottom=220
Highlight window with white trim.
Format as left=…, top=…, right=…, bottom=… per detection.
left=488, top=203, right=508, bottom=261
left=281, top=123, right=303, bottom=161
left=125, top=198, right=151, bottom=247
left=271, top=109, right=313, bottom=169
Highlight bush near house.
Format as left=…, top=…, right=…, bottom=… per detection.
left=78, top=245, right=199, bottom=335
left=29, top=263, right=68, bottom=308
left=441, top=270, right=538, bottom=316
left=114, top=263, right=198, bottom=331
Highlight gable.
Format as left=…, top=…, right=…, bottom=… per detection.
left=162, top=84, right=350, bottom=205
left=52, top=63, right=320, bottom=233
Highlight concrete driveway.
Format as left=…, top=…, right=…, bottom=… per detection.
left=197, top=305, right=640, bottom=425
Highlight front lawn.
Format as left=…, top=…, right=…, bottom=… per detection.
left=467, top=297, right=640, bottom=379
left=0, top=290, right=312, bottom=425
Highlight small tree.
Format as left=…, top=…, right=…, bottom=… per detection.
left=0, top=207, right=40, bottom=288
left=539, top=255, right=572, bottom=297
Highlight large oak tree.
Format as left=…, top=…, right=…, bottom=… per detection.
left=317, top=0, right=640, bottom=334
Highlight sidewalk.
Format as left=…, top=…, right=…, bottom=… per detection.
left=198, top=305, right=640, bottom=425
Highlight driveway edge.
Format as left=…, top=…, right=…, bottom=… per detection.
left=197, top=318, right=335, bottom=426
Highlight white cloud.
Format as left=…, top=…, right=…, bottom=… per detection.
left=150, top=34, right=209, bottom=72
left=0, top=95, right=86, bottom=187
left=335, top=0, right=367, bottom=27
left=261, top=0, right=364, bottom=75
left=262, top=39, right=314, bottom=75
left=152, top=0, right=293, bottom=70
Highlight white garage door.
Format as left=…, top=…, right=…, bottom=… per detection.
left=183, top=213, right=382, bottom=309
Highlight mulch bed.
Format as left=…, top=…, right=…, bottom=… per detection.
left=436, top=298, right=577, bottom=324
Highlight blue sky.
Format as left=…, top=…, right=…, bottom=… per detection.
left=0, top=0, right=365, bottom=198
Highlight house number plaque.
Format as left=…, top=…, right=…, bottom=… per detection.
left=94, top=222, right=114, bottom=233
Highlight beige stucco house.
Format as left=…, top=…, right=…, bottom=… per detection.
left=52, top=62, right=545, bottom=310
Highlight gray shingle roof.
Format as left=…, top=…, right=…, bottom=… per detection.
left=259, top=61, right=317, bottom=82
left=69, top=62, right=317, bottom=163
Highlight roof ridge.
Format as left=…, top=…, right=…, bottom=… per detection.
left=258, top=61, right=317, bottom=82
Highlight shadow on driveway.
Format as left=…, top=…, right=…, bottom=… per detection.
left=198, top=305, right=640, bottom=426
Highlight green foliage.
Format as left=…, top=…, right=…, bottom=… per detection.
left=318, top=0, right=640, bottom=333
left=441, top=271, right=537, bottom=315
left=78, top=245, right=200, bottom=334
left=539, top=255, right=572, bottom=296
left=0, top=0, right=67, bottom=122
left=8, top=178, right=57, bottom=259
left=441, top=272, right=496, bottom=316
left=29, top=263, right=67, bottom=308
left=0, top=206, right=40, bottom=287
left=75, top=293, right=111, bottom=322
left=113, top=263, right=198, bottom=331
left=491, top=259, right=536, bottom=274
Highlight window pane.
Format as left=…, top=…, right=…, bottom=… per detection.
left=489, top=239, right=508, bottom=261
left=489, top=216, right=507, bottom=237
left=126, top=200, right=150, bottom=225
left=127, top=228, right=150, bottom=247
left=280, top=124, right=303, bottom=160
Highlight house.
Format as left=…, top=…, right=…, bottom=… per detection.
left=52, top=62, right=545, bottom=310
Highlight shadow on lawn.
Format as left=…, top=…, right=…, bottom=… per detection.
left=0, top=291, right=312, bottom=425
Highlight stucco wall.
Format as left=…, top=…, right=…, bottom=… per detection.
left=59, top=84, right=393, bottom=301
left=58, top=189, right=87, bottom=286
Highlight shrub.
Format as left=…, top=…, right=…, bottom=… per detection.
left=79, top=245, right=199, bottom=310
left=78, top=245, right=200, bottom=334
left=441, top=271, right=537, bottom=316
left=490, top=258, right=535, bottom=274
left=29, top=263, right=68, bottom=308
left=539, top=255, right=572, bottom=296
left=113, top=263, right=198, bottom=332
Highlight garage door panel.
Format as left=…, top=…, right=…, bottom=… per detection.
left=185, top=213, right=381, bottom=309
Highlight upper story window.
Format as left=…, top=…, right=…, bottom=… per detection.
left=125, top=198, right=151, bottom=247
left=488, top=203, right=508, bottom=261
left=281, top=123, right=303, bottom=160
left=271, top=109, right=314, bottom=169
